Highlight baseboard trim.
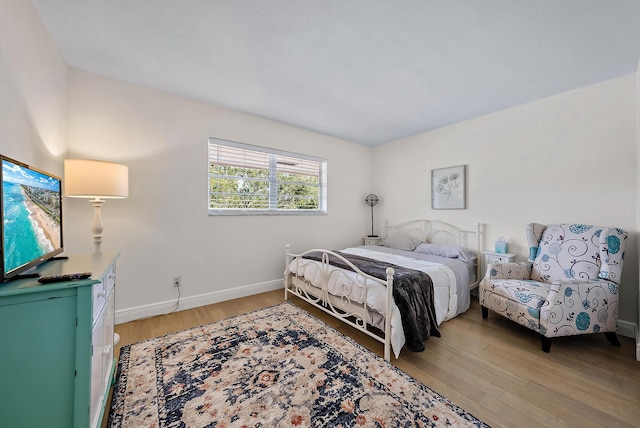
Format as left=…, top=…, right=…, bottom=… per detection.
left=617, top=319, right=637, bottom=339
left=636, top=325, right=640, bottom=362
left=617, top=319, right=639, bottom=361
left=115, top=279, right=284, bottom=324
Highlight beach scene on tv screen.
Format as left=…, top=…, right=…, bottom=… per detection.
left=2, top=160, right=61, bottom=274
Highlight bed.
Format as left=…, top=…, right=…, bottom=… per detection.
left=284, top=219, right=483, bottom=361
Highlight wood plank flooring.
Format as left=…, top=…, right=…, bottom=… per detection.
left=103, top=290, right=640, bottom=428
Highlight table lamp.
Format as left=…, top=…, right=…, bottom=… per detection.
left=64, top=159, right=129, bottom=253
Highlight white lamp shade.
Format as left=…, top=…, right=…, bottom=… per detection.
left=64, top=159, right=129, bottom=199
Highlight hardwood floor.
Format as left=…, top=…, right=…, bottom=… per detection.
left=104, top=290, right=640, bottom=428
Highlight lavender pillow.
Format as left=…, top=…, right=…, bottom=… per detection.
left=414, top=242, right=476, bottom=263
left=381, top=235, right=422, bottom=251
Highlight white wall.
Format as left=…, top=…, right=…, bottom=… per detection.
left=0, top=0, right=67, bottom=171
left=373, top=75, right=639, bottom=332
left=64, top=69, right=374, bottom=321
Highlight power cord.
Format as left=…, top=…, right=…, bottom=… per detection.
left=169, top=284, right=181, bottom=314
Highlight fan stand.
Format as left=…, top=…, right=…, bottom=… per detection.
left=367, top=203, right=378, bottom=237
left=365, top=194, right=379, bottom=237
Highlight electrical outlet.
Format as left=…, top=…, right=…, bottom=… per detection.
left=172, top=275, right=181, bottom=288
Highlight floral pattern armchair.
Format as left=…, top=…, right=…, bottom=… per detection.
left=478, top=223, right=627, bottom=352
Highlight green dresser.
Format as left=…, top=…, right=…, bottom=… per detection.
left=0, top=252, right=119, bottom=428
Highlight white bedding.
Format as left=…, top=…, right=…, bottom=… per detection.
left=287, top=246, right=474, bottom=358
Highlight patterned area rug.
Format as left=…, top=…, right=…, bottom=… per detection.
left=108, top=302, right=489, bottom=427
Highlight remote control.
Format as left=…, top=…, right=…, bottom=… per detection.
left=38, top=272, right=93, bottom=283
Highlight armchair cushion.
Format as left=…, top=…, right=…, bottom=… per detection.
left=529, top=224, right=627, bottom=285
left=480, top=277, right=619, bottom=337
left=480, top=279, right=551, bottom=331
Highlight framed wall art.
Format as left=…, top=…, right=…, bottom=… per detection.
left=431, top=165, right=466, bottom=209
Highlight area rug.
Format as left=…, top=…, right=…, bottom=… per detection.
left=108, top=302, right=489, bottom=427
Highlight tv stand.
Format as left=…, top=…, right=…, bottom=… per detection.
left=6, top=272, right=41, bottom=281
left=0, top=252, right=119, bottom=428
left=4, top=257, right=72, bottom=282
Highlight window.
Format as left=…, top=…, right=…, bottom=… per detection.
left=208, top=138, right=327, bottom=215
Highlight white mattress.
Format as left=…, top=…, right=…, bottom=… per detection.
left=358, top=245, right=475, bottom=315
left=287, top=245, right=474, bottom=358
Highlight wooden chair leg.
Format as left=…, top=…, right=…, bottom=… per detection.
left=541, top=336, right=552, bottom=353
left=605, top=332, right=621, bottom=346
left=481, top=305, right=488, bottom=319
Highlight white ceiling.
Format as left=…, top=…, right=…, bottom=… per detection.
left=31, top=0, right=640, bottom=146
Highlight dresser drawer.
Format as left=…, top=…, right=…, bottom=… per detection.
left=92, top=266, right=116, bottom=325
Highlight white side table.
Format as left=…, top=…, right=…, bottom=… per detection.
left=483, top=251, right=517, bottom=264
left=363, top=236, right=382, bottom=246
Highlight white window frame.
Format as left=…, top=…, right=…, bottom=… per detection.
left=208, top=138, right=327, bottom=216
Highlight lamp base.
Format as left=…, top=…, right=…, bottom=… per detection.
left=90, top=198, right=105, bottom=253
left=367, top=235, right=379, bottom=238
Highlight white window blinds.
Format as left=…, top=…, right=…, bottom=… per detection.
left=208, top=138, right=327, bottom=215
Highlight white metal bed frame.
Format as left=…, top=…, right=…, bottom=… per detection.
left=284, top=219, right=483, bottom=361
left=381, top=219, right=483, bottom=290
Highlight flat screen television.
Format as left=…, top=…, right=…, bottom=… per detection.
left=1, top=155, right=63, bottom=281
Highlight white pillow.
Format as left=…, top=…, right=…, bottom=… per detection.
left=414, top=242, right=476, bottom=263
left=381, top=234, right=422, bottom=251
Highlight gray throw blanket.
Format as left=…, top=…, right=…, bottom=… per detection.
left=301, top=251, right=440, bottom=352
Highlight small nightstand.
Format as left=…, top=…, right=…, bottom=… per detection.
left=483, top=251, right=517, bottom=264
left=364, top=236, right=383, bottom=246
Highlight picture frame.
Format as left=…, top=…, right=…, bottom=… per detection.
left=431, top=165, right=466, bottom=209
